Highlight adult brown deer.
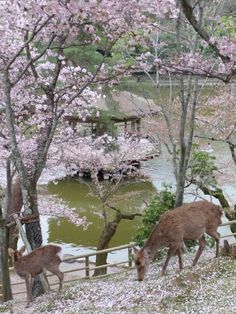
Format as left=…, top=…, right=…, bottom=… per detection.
left=8, top=244, right=64, bottom=305
left=133, top=200, right=222, bottom=281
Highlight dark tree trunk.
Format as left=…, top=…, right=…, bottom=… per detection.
left=175, top=172, right=186, bottom=207
left=93, top=207, right=141, bottom=277
left=93, top=221, right=119, bottom=276
left=22, top=180, right=44, bottom=298
left=26, top=220, right=44, bottom=298
left=22, top=180, right=42, bottom=248
left=0, top=216, right=12, bottom=301
left=229, top=143, right=236, bottom=166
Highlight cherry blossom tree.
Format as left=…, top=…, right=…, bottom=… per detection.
left=175, top=0, right=236, bottom=205
left=180, top=0, right=236, bottom=82
left=196, top=85, right=236, bottom=166
left=124, top=0, right=235, bottom=207
left=125, top=2, right=202, bottom=207
left=0, top=0, right=175, bottom=234
left=0, top=0, right=177, bottom=298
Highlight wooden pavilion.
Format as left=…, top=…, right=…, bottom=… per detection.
left=66, top=90, right=161, bottom=137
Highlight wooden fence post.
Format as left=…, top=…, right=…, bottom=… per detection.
left=128, top=247, right=133, bottom=268
left=85, top=256, right=90, bottom=277
left=0, top=216, right=12, bottom=302
left=13, top=214, right=50, bottom=292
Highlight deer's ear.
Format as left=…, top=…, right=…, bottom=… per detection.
left=8, top=248, right=14, bottom=257
left=19, top=246, right=26, bottom=254
left=133, top=246, right=140, bottom=255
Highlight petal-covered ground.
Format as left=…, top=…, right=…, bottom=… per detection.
left=2, top=249, right=236, bottom=314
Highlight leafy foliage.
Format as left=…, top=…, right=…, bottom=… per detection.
left=133, top=185, right=175, bottom=246
left=187, top=145, right=218, bottom=188
left=215, top=16, right=236, bottom=37
left=64, top=45, right=103, bottom=72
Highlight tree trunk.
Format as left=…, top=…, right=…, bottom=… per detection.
left=21, top=180, right=42, bottom=247
left=229, top=143, right=236, bottom=166
left=175, top=170, right=186, bottom=207
left=93, top=208, right=140, bottom=277
left=22, top=180, right=44, bottom=298
left=93, top=221, right=119, bottom=276
left=0, top=216, right=12, bottom=302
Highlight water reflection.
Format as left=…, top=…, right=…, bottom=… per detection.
left=46, top=178, right=156, bottom=250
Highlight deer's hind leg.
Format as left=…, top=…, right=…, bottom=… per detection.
left=47, top=262, right=64, bottom=292
left=176, top=246, right=183, bottom=271
left=192, top=234, right=206, bottom=266
left=206, top=229, right=220, bottom=258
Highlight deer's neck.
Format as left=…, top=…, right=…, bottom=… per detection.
left=143, top=224, right=163, bottom=259
left=13, top=252, right=22, bottom=262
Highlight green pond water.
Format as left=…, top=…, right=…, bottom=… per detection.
left=44, top=177, right=156, bottom=256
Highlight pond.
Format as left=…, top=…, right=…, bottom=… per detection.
left=39, top=178, right=156, bottom=260
left=35, top=139, right=236, bottom=263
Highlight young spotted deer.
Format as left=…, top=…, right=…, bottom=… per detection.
left=133, top=200, right=222, bottom=281
left=8, top=244, right=64, bottom=305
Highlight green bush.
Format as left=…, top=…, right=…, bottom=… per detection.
left=188, top=145, right=218, bottom=188
left=133, top=185, right=175, bottom=246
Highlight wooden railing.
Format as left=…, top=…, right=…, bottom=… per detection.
left=9, top=219, right=236, bottom=297
left=10, top=243, right=134, bottom=297
left=219, top=219, right=236, bottom=238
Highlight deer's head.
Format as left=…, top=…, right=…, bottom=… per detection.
left=8, top=246, right=26, bottom=262
left=133, top=246, right=150, bottom=281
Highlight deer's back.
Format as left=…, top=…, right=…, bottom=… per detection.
left=157, top=201, right=222, bottom=243
left=15, top=245, right=61, bottom=277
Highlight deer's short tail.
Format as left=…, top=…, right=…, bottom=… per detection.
left=52, top=245, right=63, bottom=261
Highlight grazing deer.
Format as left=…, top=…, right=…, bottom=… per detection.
left=8, top=244, right=64, bottom=305
left=133, top=200, right=222, bottom=281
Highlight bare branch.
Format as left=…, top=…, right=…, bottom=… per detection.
left=180, top=0, right=230, bottom=63
left=13, top=33, right=57, bottom=86
left=105, top=203, right=142, bottom=220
